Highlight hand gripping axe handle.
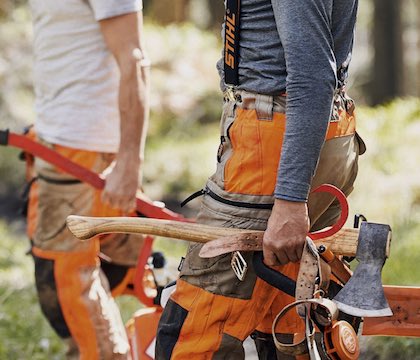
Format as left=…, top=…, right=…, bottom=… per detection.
left=252, top=184, right=349, bottom=298
left=252, top=185, right=394, bottom=319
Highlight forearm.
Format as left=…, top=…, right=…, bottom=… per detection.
left=117, top=55, right=149, bottom=169
left=98, top=11, right=149, bottom=211
left=271, top=0, right=337, bottom=201
left=275, top=83, right=333, bottom=202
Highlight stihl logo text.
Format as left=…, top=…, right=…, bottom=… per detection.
left=225, top=13, right=236, bottom=69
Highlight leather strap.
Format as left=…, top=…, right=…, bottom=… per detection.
left=305, top=311, right=322, bottom=360
left=272, top=298, right=339, bottom=356
left=296, top=238, right=331, bottom=316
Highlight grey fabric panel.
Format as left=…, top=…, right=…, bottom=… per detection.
left=213, top=333, right=245, bottom=360
left=155, top=299, right=188, bottom=360
left=33, top=254, right=71, bottom=338
left=308, top=134, right=360, bottom=230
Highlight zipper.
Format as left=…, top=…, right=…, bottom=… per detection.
left=181, top=186, right=273, bottom=210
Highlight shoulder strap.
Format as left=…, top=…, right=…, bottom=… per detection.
left=224, top=0, right=241, bottom=86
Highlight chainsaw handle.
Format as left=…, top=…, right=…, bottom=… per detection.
left=252, top=251, right=296, bottom=297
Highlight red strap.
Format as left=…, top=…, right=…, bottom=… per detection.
left=6, top=131, right=188, bottom=222
left=133, top=235, right=156, bottom=307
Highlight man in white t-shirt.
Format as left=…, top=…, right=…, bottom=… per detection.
left=27, top=1, right=149, bottom=358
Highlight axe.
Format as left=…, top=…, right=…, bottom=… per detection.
left=67, top=216, right=393, bottom=317
left=66, top=215, right=420, bottom=337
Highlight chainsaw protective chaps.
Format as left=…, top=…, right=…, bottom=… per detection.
left=27, top=140, right=143, bottom=360
left=155, top=90, right=362, bottom=360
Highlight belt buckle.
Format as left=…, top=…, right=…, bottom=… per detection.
left=231, top=251, right=248, bottom=281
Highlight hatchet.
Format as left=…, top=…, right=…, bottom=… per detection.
left=66, top=215, right=420, bottom=337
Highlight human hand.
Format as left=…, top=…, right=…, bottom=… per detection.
left=101, top=156, right=141, bottom=214
left=263, top=199, right=309, bottom=265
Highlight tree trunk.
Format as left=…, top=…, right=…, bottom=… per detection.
left=148, top=0, right=190, bottom=25
left=207, top=0, right=225, bottom=30
left=370, top=0, right=404, bottom=105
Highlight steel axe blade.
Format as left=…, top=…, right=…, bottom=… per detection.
left=333, top=222, right=393, bottom=317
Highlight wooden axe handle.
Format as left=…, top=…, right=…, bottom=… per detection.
left=66, top=215, right=256, bottom=242
left=67, top=215, right=362, bottom=256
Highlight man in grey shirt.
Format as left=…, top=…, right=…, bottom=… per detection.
left=156, top=0, right=363, bottom=358
left=28, top=0, right=149, bottom=358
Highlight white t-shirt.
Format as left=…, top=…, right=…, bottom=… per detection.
left=30, top=0, right=142, bottom=153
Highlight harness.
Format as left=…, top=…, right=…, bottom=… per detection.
left=224, top=0, right=241, bottom=87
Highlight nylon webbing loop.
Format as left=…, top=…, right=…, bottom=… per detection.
left=224, top=0, right=241, bottom=86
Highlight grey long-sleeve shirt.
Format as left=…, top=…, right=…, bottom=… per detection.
left=217, top=0, right=358, bottom=201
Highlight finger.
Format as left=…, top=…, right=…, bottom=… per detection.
left=102, top=193, right=122, bottom=211
left=126, top=198, right=137, bottom=214
left=287, top=252, right=300, bottom=263
left=120, top=200, right=136, bottom=215
left=127, top=203, right=137, bottom=215
left=263, top=248, right=280, bottom=266
left=296, top=243, right=305, bottom=261
left=276, top=251, right=290, bottom=265
left=289, top=243, right=305, bottom=263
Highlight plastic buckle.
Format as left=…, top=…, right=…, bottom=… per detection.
left=223, top=86, right=236, bottom=102
left=231, top=251, right=248, bottom=281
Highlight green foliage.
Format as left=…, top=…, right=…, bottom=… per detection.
left=350, top=98, right=420, bottom=286
left=0, top=4, right=419, bottom=357
left=361, top=337, right=420, bottom=360
left=0, top=221, right=65, bottom=358
left=143, top=123, right=219, bottom=201
left=347, top=98, right=420, bottom=359
left=144, top=22, right=222, bottom=140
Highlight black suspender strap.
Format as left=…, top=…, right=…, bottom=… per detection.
left=224, top=0, right=241, bottom=86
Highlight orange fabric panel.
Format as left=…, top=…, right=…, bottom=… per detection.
left=325, top=111, right=356, bottom=139
left=33, top=245, right=100, bottom=360
left=170, top=280, right=228, bottom=359
left=27, top=181, right=38, bottom=239
left=224, top=108, right=356, bottom=196
left=53, top=144, right=99, bottom=173
left=170, top=271, right=303, bottom=359
left=127, top=308, right=162, bottom=360
left=254, top=262, right=303, bottom=335
left=225, top=109, right=286, bottom=195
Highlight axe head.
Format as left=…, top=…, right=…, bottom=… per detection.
left=333, top=222, right=393, bottom=317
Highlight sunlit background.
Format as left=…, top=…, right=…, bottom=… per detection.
left=0, top=1, right=419, bottom=358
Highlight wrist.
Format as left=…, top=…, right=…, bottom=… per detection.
left=272, top=198, right=308, bottom=216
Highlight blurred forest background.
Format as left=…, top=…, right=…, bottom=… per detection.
left=0, top=0, right=419, bottom=359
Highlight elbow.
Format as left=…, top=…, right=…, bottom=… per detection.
left=287, top=66, right=336, bottom=101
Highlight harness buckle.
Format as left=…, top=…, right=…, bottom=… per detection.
left=231, top=251, right=248, bottom=281
left=223, top=86, right=237, bottom=102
